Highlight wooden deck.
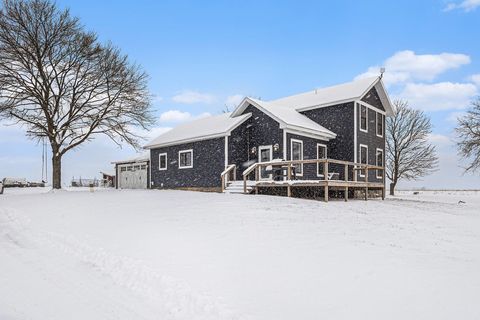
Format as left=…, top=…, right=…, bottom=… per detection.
left=221, top=158, right=386, bottom=202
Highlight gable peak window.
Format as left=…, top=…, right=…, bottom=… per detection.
left=359, top=103, right=368, bottom=132
left=178, top=149, right=193, bottom=169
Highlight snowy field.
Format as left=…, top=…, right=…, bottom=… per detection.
left=1, top=188, right=479, bottom=320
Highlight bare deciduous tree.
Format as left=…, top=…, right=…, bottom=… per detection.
left=386, top=100, right=438, bottom=195
left=456, top=97, right=480, bottom=172
left=0, top=0, right=154, bottom=188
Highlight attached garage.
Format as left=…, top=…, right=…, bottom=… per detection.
left=112, top=154, right=150, bottom=189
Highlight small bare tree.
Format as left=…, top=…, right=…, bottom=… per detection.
left=386, top=100, right=438, bottom=195
left=0, top=0, right=154, bottom=188
left=456, top=97, right=480, bottom=172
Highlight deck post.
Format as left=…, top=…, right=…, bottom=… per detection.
left=344, top=164, right=348, bottom=182
left=233, top=166, right=236, bottom=181
left=345, top=186, right=348, bottom=202
left=287, top=163, right=291, bottom=197
left=324, top=160, right=329, bottom=202
left=221, top=175, right=225, bottom=193
left=243, top=176, right=247, bottom=194
left=364, top=166, right=368, bottom=201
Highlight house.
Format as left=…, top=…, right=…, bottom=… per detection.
left=144, top=76, right=394, bottom=200
left=112, top=153, right=150, bottom=189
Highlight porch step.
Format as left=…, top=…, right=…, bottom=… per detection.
left=224, top=181, right=255, bottom=194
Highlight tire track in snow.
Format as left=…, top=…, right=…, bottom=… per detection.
left=1, top=208, right=247, bottom=320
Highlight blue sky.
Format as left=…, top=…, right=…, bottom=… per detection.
left=1, top=0, right=479, bottom=188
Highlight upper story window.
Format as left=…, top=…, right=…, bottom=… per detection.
left=159, top=153, right=167, bottom=170
left=359, top=103, right=368, bottom=132
left=179, top=149, right=193, bottom=169
left=291, top=139, right=303, bottom=175
left=376, top=112, right=384, bottom=137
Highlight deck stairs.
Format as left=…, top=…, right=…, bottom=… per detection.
left=224, top=180, right=255, bottom=194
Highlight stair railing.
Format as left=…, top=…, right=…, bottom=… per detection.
left=221, top=164, right=237, bottom=192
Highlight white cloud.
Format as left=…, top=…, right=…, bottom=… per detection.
left=225, top=94, right=244, bottom=108
left=397, top=82, right=477, bottom=111
left=144, top=127, right=172, bottom=141
left=158, top=109, right=211, bottom=124
left=470, top=74, right=480, bottom=87
left=428, top=133, right=452, bottom=147
left=444, top=0, right=480, bottom=12
left=447, top=111, right=467, bottom=123
left=159, top=110, right=192, bottom=123
left=172, top=90, right=216, bottom=104
left=355, top=50, right=471, bottom=85
left=152, top=95, right=164, bottom=104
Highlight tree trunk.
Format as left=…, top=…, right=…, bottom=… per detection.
left=389, top=182, right=396, bottom=196
left=52, top=154, right=62, bottom=189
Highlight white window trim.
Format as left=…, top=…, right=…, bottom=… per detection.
left=316, top=143, right=327, bottom=177
left=290, top=138, right=303, bottom=176
left=376, top=112, right=384, bottom=138
left=359, top=103, right=368, bottom=133
left=258, top=145, right=273, bottom=181
left=376, top=148, right=384, bottom=179
left=178, top=149, right=193, bottom=169
left=158, top=153, right=167, bottom=171
left=359, top=144, right=368, bottom=178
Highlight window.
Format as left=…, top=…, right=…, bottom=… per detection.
left=178, top=149, right=193, bottom=169
left=359, top=103, right=368, bottom=132
left=376, top=112, right=383, bottom=137
left=376, top=148, right=384, bottom=179
left=159, top=153, right=167, bottom=170
left=359, top=144, right=368, bottom=177
left=127, top=166, right=133, bottom=171
left=317, top=144, right=327, bottom=177
left=120, top=167, right=126, bottom=172
left=291, top=139, right=303, bottom=176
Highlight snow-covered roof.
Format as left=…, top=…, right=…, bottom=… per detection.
left=232, top=76, right=394, bottom=118
left=111, top=153, right=150, bottom=165
left=144, top=112, right=251, bottom=149
left=145, top=77, right=392, bottom=150
left=246, top=98, right=336, bottom=139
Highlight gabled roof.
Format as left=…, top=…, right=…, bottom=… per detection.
left=144, top=112, right=251, bottom=149
left=238, top=97, right=336, bottom=140
left=112, top=152, right=150, bottom=165
left=231, top=76, right=394, bottom=117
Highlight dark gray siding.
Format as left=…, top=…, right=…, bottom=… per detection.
left=361, top=87, right=385, bottom=111
left=150, top=138, right=225, bottom=188
left=229, top=104, right=283, bottom=177
left=300, top=102, right=355, bottom=162
left=285, top=133, right=330, bottom=180
left=356, top=103, right=386, bottom=183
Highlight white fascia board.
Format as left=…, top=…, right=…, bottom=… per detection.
left=225, top=112, right=252, bottom=135
left=144, top=133, right=228, bottom=149
left=284, top=128, right=333, bottom=141
left=231, top=97, right=253, bottom=118
left=375, top=80, right=395, bottom=116
left=355, top=100, right=386, bottom=115
left=295, top=98, right=359, bottom=112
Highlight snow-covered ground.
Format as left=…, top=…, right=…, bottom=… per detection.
left=1, top=188, right=479, bottom=320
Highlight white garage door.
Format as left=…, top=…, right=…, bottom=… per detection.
left=118, top=163, right=148, bottom=189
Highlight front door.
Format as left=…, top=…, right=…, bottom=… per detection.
left=258, top=145, right=273, bottom=180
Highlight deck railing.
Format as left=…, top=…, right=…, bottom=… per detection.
left=221, top=164, right=237, bottom=192
left=242, top=158, right=385, bottom=199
